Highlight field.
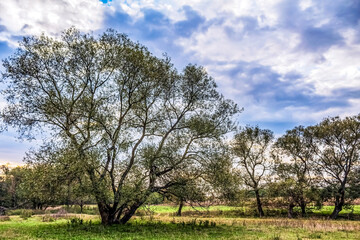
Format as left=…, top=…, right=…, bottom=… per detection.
left=1, top=205, right=360, bottom=239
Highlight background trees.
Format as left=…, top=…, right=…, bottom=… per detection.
left=0, top=165, right=27, bottom=208
left=0, top=28, right=238, bottom=224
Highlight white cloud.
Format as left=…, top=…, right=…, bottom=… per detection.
left=0, top=0, right=105, bottom=46
left=306, top=45, right=360, bottom=96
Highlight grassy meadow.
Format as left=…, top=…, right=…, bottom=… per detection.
left=1, top=205, right=360, bottom=239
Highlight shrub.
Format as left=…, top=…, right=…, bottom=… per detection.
left=42, top=215, right=55, bottom=222
left=19, top=209, right=33, bottom=219
left=68, top=217, right=83, bottom=226
left=7, top=209, right=22, bottom=216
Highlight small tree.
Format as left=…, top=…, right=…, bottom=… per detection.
left=309, top=115, right=360, bottom=219
left=165, top=143, right=233, bottom=216
left=273, top=126, right=314, bottom=217
left=203, top=149, right=240, bottom=205
left=232, top=126, right=273, bottom=217
left=166, top=177, right=207, bottom=216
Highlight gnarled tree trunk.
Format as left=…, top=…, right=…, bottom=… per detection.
left=98, top=202, right=119, bottom=225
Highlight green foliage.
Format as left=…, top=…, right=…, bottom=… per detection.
left=145, top=193, right=164, bottom=205
left=19, top=209, right=32, bottom=220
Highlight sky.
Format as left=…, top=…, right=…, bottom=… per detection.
left=0, top=0, right=360, bottom=165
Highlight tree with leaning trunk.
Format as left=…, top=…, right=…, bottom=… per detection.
left=309, top=115, right=360, bottom=219
left=232, top=126, right=273, bottom=217
left=0, top=28, right=239, bottom=224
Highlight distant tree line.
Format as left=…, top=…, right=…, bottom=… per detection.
left=0, top=28, right=359, bottom=224
left=230, top=114, right=360, bottom=220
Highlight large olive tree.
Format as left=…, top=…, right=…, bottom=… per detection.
left=0, top=28, right=238, bottom=224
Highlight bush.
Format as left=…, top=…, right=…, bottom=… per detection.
left=19, top=209, right=33, bottom=219
left=42, top=215, right=55, bottom=222
left=68, top=217, right=83, bottom=226
left=7, top=209, right=22, bottom=216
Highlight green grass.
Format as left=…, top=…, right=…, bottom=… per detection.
left=141, top=205, right=240, bottom=213
left=1, top=215, right=360, bottom=240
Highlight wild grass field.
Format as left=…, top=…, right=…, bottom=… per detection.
left=1, top=205, right=360, bottom=239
